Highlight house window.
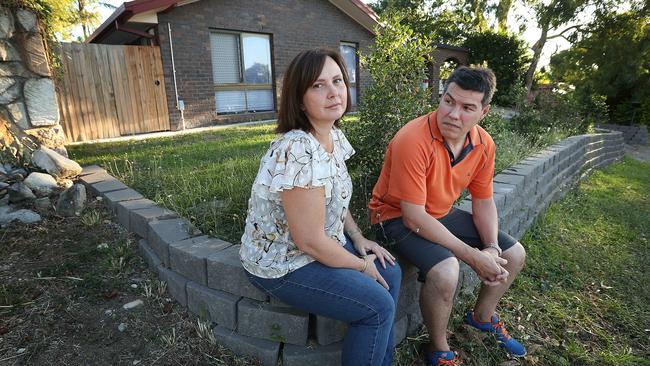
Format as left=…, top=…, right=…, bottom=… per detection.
left=340, top=42, right=358, bottom=107
left=210, top=31, right=274, bottom=114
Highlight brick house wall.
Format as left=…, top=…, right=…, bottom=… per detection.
left=155, top=0, right=374, bottom=130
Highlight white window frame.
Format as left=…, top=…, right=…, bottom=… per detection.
left=210, top=30, right=274, bottom=114
left=340, top=41, right=358, bottom=107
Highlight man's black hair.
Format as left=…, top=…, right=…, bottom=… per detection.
left=443, top=66, right=497, bottom=106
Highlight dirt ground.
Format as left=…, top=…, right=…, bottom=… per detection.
left=0, top=198, right=255, bottom=366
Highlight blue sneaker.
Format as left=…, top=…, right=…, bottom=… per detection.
left=465, top=311, right=527, bottom=357
left=424, top=351, right=462, bottom=365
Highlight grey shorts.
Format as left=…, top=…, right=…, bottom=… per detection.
left=375, top=208, right=518, bottom=282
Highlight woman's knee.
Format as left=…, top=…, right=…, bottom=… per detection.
left=381, top=261, right=402, bottom=289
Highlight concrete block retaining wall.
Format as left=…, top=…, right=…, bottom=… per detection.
left=78, top=130, right=624, bottom=366
left=596, top=124, right=648, bottom=145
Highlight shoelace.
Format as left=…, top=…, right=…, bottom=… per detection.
left=437, top=357, right=463, bottom=366
left=491, top=320, right=512, bottom=341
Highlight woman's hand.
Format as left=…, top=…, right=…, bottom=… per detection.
left=360, top=254, right=390, bottom=290
left=353, top=237, right=396, bottom=269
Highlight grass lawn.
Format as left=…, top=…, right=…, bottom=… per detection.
left=395, top=157, right=650, bottom=365
left=68, top=115, right=563, bottom=244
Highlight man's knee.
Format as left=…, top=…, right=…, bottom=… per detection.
left=423, top=257, right=459, bottom=301
left=503, top=242, right=526, bottom=271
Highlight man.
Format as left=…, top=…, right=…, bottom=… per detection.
left=369, top=66, right=527, bottom=365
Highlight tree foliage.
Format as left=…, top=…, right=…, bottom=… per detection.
left=549, top=9, right=650, bottom=124
left=6, top=0, right=110, bottom=41
left=368, top=0, right=476, bottom=45
left=345, top=12, right=433, bottom=201
left=463, top=31, right=530, bottom=106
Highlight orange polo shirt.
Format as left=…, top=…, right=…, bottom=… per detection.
left=369, top=111, right=495, bottom=224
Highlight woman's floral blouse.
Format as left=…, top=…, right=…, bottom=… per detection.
left=240, top=128, right=355, bottom=278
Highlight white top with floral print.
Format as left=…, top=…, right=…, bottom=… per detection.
left=240, top=128, right=355, bottom=279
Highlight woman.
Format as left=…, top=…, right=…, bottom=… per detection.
left=240, top=48, right=401, bottom=366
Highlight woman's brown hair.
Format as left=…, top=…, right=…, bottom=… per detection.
left=276, top=48, right=352, bottom=133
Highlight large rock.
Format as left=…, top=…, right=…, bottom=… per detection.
left=24, top=172, right=59, bottom=196
left=0, top=78, right=21, bottom=104
left=8, top=182, right=36, bottom=203
left=0, top=62, right=29, bottom=77
left=16, top=9, right=37, bottom=33
left=0, top=205, right=41, bottom=226
left=0, top=77, right=20, bottom=104
left=0, top=40, right=20, bottom=61
left=25, top=125, right=67, bottom=154
left=31, top=146, right=81, bottom=179
left=7, top=102, right=29, bottom=129
left=0, top=7, right=15, bottom=39
left=56, top=183, right=86, bottom=216
left=24, top=78, right=59, bottom=126
left=16, top=32, right=49, bottom=76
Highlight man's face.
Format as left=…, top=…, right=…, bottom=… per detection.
left=436, top=82, right=490, bottom=144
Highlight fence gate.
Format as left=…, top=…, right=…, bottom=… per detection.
left=58, top=43, right=170, bottom=142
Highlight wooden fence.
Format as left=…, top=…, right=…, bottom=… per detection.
left=57, top=43, right=170, bottom=142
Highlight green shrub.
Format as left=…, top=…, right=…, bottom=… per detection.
left=510, top=90, right=605, bottom=142
left=463, top=31, right=530, bottom=107
left=640, top=95, right=650, bottom=128
left=345, top=12, right=433, bottom=207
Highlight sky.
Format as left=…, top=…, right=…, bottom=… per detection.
left=90, top=0, right=573, bottom=69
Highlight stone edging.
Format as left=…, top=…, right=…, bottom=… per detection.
left=595, top=124, right=648, bottom=146
left=77, top=130, right=624, bottom=366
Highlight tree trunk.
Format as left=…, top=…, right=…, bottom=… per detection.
left=496, top=0, right=512, bottom=32
left=524, top=26, right=549, bottom=100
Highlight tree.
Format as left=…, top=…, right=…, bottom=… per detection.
left=463, top=31, right=530, bottom=105
left=345, top=12, right=433, bottom=203
left=368, top=0, right=475, bottom=45
left=496, top=0, right=513, bottom=32
left=521, top=0, right=596, bottom=96
left=549, top=9, right=650, bottom=121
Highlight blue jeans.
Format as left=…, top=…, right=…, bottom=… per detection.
left=246, top=238, right=402, bottom=366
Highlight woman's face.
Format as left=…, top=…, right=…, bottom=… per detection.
left=302, top=56, right=347, bottom=127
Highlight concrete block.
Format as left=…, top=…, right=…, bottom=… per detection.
left=492, top=192, right=506, bottom=212
left=206, top=245, right=268, bottom=301
left=407, top=307, right=423, bottom=336
left=115, top=198, right=156, bottom=229
left=80, top=165, right=106, bottom=176
left=397, top=273, right=418, bottom=319
left=282, top=342, right=342, bottom=366
left=237, top=298, right=309, bottom=346
left=78, top=171, right=112, bottom=185
left=399, top=259, right=418, bottom=279
left=393, top=315, right=408, bottom=347
left=186, top=282, right=240, bottom=330
left=102, top=188, right=144, bottom=213
left=158, top=265, right=188, bottom=307
left=493, top=173, right=524, bottom=191
left=269, top=296, right=294, bottom=308
left=454, top=198, right=472, bottom=214
left=148, top=218, right=194, bottom=267
left=170, top=235, right=231, bottom=285
left=91, top=178, right=129, bottom=194
left=316, top=315, right=347, bottom=346
left=213, top=325, right=280, bottom=366
left=138, top=239, right=161, bottom=273
left=130, top=205, right=177, bottom=238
